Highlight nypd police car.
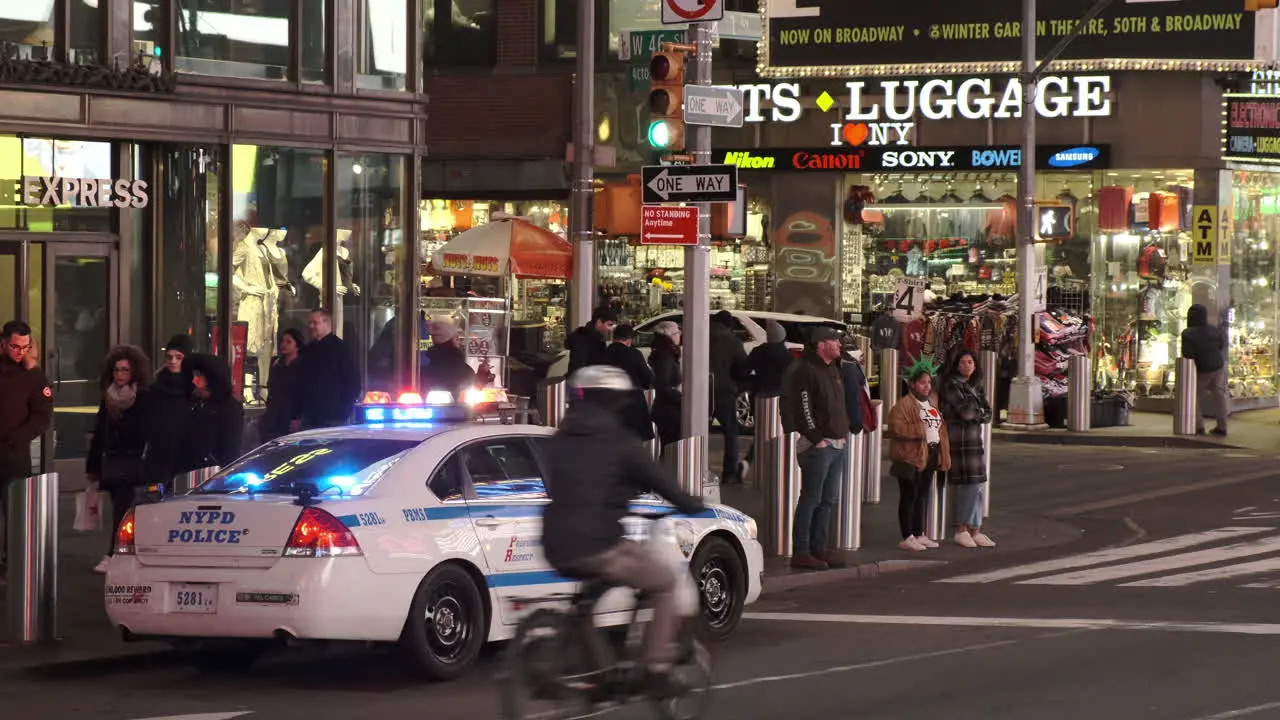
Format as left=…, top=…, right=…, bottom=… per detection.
left=104, top=392, right=764, bottom=680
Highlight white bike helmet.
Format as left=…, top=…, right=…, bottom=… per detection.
left=568, top=365, right=635, bottom=392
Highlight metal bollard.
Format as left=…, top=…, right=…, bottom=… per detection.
left=878, top=349, right=899, bottom=424
left=764, top=432, right=801, bottom=557
left=863, top=401, right=883, bottom=504
left=666, top=436, right=709, bottom=500
left=980, top=350, right=998, bottom=519
left=7, top=473, right=58, bottom=644
left=543, top=380, right=567, bottom=428
left=173, top=466, right=220, bottom=495
left=1174, top=357, right=1198, bottom=436
left=1067, top=355, right=1092, bottom=432
left=752, top=395, right=782, bottom=490
left=834, top=431, right=865, bottom=551
left=927, top=474, right=949, bottom=542
left=647, top=425, right=661, bottom=461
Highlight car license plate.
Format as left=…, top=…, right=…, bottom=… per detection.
left=169, top=583, right=218, bottom=614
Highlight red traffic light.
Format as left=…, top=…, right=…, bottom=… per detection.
left=649, top=88, right=674, bottom=115
left=650, top=53, right=672, bottom=82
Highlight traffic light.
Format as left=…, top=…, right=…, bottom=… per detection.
left=1247, top=0, right=1279, bottom=10
left=647, top=49, right=686, bottom=151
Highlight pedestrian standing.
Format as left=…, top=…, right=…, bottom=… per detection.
left=709, top=311, right=750, bottom=484
left=740, top=319, right=794, bottom=477
left=781, top=327, right=850, bottom=571
left=940, top=351, right=995, bottom=549
left=0, top=320, right=53, bottom=577
left=887, top=360, right=951, bottom=552
left=420, top=316, right=477, bottom=398
left=840, top=346, right=876, bottom=435
left=1180, top=303, right=1228, bottom=436
left=259, top=328, right=306, bottom=443
left=603, top=324, right=655, bottom=442
left=145, top=334, right=194, bottom=488
left=86, top=346, right=153, bottom=574
left=565, top=306, right=618, bottom=375
left=648, top=321, right=684, bottom=453
left=177, top=354, right=244, bottom=472
left=298, top=309, right=361, bottom=429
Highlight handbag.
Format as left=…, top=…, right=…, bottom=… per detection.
left=73, top=486, right=105, bottom=532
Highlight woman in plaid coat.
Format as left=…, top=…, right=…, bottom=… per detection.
left=941, top=350, right=995, bottom=549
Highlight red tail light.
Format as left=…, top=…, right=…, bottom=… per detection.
left=284, top=507, right=363, bottom=558
left=114, top=507, right=136, bottom=555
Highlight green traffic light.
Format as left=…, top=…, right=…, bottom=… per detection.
left=647, top=120, right=671, bottom=148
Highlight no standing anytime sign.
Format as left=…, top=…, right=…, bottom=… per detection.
left=641, top=206, right=700, bottom=245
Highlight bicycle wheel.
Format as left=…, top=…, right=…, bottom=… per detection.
left=498, top=609, right=595, bottom=720
left=648, top=638, right=713, bottom=720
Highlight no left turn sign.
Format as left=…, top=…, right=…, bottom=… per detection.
left=663, top=0, right=723, bottom=24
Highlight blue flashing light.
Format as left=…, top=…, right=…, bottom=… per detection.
left=328, top=475, right=357, bottom=489
left=391, top=407, right=434, bottom=421
left=232, top=472, right=264, bottom=487
left=365, top=407, right=387, bottom=422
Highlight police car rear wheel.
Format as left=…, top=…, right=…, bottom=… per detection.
left=691, top=537, right=744, bottom=640
left=402, top=564, right=487, bottom=681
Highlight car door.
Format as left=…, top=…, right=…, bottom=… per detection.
left=460, top=435, right=561, bottom=624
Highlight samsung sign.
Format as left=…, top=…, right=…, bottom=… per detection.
left=717, top=144, right=1110, bottom=172
left=1047, top=147, right=1103, bottom=168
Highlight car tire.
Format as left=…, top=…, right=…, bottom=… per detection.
left=178, top=641, right=267, bottom=674
left=690, top=536, right=745, bottom=641
left=401, top=563, right=488, bottom=681
left=736, top=392, right=755, bottom=433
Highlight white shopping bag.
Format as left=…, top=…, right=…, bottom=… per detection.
left=73, top=487, right=105, bottom=532
left=648, top=517, right=700, bottom=617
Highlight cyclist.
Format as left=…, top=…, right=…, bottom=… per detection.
left=541, top=365, right=707, bottom=697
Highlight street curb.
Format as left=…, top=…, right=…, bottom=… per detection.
left=0, top=644, right=175, bottom=679
left=761, top=559, right=946, bottom=595
left=993, top=429, right=1243, bottom=450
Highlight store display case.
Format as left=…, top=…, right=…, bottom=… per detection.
left=1230, top=172, right=1280, bottom=404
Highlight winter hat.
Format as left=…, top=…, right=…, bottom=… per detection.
left=765, top=319, right=786, bottom=344
left=164, top=334, right=193, bottom=355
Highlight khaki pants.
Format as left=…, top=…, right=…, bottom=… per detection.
left=562, top=541, right=678, bottom=670
left=1196, top=367, right=1229, bottom=433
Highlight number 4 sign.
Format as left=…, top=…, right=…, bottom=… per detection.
left=891, top=277, right=927, bottom=320
left=663, top=0, right=723, bottom=24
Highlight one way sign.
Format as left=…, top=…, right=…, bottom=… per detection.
left=642, top=164, right=739, bottom=204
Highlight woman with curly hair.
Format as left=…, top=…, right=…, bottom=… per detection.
left=86, top=345, right=154, bottom=574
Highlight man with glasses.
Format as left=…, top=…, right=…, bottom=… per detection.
left=0, top=320, right=54, bottom=577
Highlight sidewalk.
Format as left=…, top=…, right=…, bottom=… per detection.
left=995, top=408, right=1280, bottom=453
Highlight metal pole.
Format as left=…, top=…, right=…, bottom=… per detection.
left=7, top=473, right=58, bottom=644
left=173, top=466, right=220, bottom=496
left=679, top=21, right=713, bottom=499
left=752, top=395, right=781, bottom=490
left=1008, top=0, right=1044, bottom=428
left=568, top=0, right=596, bottom=329
left=980, top=350, right=998, bottom=519
left=835, top=431, right=865, bottom=551
left=926, top=473, right=949, bottom=542
left=863, top=400, right=883, bottom=503
left=543, top=379, right=567, bottom=428
left=1067, top=355, right=1092, bottom=432
left=878, top=349, right=899, bottom=422
left=765, top=432, right=800, bottom=557
left=1174, top=358, right=1198, bottom=436
left=644, top=389, right=660, bottom=460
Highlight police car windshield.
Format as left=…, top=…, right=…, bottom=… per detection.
left=196, top=437, right=420, bottom=496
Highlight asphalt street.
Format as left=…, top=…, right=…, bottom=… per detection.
left=7, top=445, right=1280, bottom=720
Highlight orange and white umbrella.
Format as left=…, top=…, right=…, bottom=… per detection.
left=430, top=219, right=573, bottom=280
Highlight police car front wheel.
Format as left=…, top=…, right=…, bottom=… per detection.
left=401, top=563, right=488, bottom=681
left=691, top=536, right=745, bottom=640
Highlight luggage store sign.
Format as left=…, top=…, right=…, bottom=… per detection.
left=762, top=0, right=1254, bottom=76
left=1223, top=96, right=1280, bottom=165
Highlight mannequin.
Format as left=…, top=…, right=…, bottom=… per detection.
left=303, top=229, right=360, bottom=335
left=232, top=227, right=277, bottom=402
left=257, top=228, right=294, bottom=395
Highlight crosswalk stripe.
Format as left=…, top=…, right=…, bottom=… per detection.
left=1021, top=535, right=1280, bottom=586
left=1121, top=557, right=1280, bottom=588
left=935, top=527, right=1270, bottom=584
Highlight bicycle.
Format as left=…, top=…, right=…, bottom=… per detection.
left=498, top=511, right=713, bottom=720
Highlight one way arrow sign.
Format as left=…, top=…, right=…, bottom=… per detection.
left=642, top=164, right=739, bottom=204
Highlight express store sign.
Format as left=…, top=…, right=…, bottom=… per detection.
left=718, top=145, right=1111, bottom=172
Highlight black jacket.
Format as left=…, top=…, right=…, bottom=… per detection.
left=541, top=403, right=704, bottom=569
left=260, top=356, right=304, bottom=443
left=176, top=354, right=244, bottom=473
left=298, top=334, right=361, bottom=428
left=420, top=342, right=476, bottom=397
left=782, top=348, right=850, bottom=446
left=86, top=389, right=151, bottom=486
left=0, top=356, right=52, bottom=478
left=709, top=321, right=750, bottom=398
left=1181, top=304, right=1227, bottom=373
left=648, top=335, right=683, bottom=444
left=604, top=341, right=655, bottom=441
left=145, top=369, right=192, bottom=483
left=565, top=324, right=608, bottom=376
left=747, top=341, right=793, bottom=397
left=840, top=358, right=870, bottom=434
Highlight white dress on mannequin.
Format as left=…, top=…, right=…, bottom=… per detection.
left=257, top=228, right=292, bottom=394
left=303, top=229, right=359, bottom=335
left=232, top=227, right=276, bottom=357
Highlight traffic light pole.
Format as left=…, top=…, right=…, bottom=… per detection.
left=679, top=21, right=713, bottom=496
left=568, top=0, right=596, bottom=330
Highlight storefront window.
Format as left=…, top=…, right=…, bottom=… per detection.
left=1230, top=171, right=1279, bottom=400
left=0, top=135, right=116, bottom=233
left=0, top=5, right=54, bottom=59
left=176, top=1, right=329, bottom=82
left=300, top=0, right=326, bottom=83
left=338, top=153, right=405, bottom=394
left=69, top=0, right=101, bottom=64
left=541, top=0, right=574, bottom=60
left=231, top=144, right=329, bottom=406
left=424, top=0, right=495, bottom=68
left=133, top=2, right=163, bottom=64
left=358, top=0, right=407, bottom=90
left=157, top=146, right=222, bottom=354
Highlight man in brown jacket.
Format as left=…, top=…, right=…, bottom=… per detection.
left=0, top=320, right=54, bottom=576
left=781, top=328, right=850, bottom=570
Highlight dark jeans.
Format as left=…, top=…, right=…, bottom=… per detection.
left=792, top=444, right=846, bottom=555
left=714, top=392, right=740, bottom=481
left=897, top=446, right=940, bottom=539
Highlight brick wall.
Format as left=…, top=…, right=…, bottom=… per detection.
left=425, top=0, right=572, bottom=160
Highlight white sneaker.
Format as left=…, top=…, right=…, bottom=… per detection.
left=899, top=537, right=925, bottom=552
left=971, top=532, right=996, bottom=548
left=92, top=556, right=111, bottom=575
left=917, top=536, right=940, bottom=549
left=954, top=531, right=978, bottom=548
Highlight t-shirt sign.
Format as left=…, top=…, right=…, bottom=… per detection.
left=892, top=277, right=928, bottom=321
